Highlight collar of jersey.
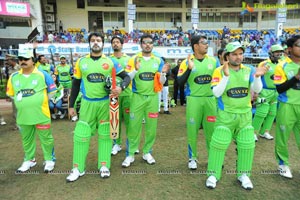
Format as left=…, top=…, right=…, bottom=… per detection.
left=19, top=67, right=38, bottom=74
left=136, top=52, right=156, bottom=58
left=110, top=53, right=127, bottom=58
left=191, top=54, right=208, bottom=60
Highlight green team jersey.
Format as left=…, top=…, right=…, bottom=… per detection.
left=54, top=84, right=64, bottom=99
left=178, top=54, right=218, bottom=97
left=6, top=68, right=57, bottom=125
left=55, top=64, right=72, bottom=83
left=274, top=57, right=300, bottom=105
left=126, top=52, right=164, bottom=96
left=38, top=63, right=52, bottom=74
left=74, top=54, right=124, bottom=100
left=211, top=64, right=256, bottom=113
left=110, top=53, right=131, bottom=97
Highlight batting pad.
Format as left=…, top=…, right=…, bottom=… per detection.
left=252, top=103, right=269, bottom=132
left=73, top=121, right=91, bottom=173
left=261, top=103, right=277, bottom=134
left=236, top=126, right=255, bottom=177
left=207, top=126, right=232, bottom=180
left=98, top=122, right=112, bottom=169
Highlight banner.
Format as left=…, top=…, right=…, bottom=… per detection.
left=0, top=0, right=30, bottom=17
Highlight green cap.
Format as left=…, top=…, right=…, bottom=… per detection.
left=60, top=55, right=66, bottom=59
left=225, top=41, right=245, bottom=53
left=271, top=44, right=283, bottom=52
left=282, top=45, right=288, bottom=50
left=18, top=49, right=34, bottom=59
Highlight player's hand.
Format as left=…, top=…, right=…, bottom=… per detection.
left=187, top=54, right=194, bottom=70
left=255, top=65, right=269, bottom=77
left=33, top=41, right=38, bottom=49
left=68, top=108, right=76, bottom=118
left=111, top=86, right=122, bottom=96
left=222, top=61, right=230, bottom=77
left=162, top=62, right=170, bottom=73
left=134, top=57, right=140, bottom=71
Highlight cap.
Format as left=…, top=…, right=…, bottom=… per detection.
left=18, top=49, right=34, bottom=59
left=60, top=55, right=66, bottom=59
left=270, top=44, right=284, bottom=52
left=225, top=42, right=245, bottom=53
left=282, top=45, right=288, bottom=50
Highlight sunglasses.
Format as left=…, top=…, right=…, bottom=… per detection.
left=198, top=40, right=208, bottom=45
left=18, top=57, right=31, bottom=61
left=142, top=40, right=153, bottom=45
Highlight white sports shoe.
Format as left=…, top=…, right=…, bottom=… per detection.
left=71, top=115, right=78, bottom=122
left=254, top=134, right=258, bottom=142
left=0, top=118, right=6, bottom=125
left=99, top=166, right=110, bottom=178
left=122, top=156, right=135, bottom=168
left=142, top=153, right=156, bottom=165
left=188, top=159, right=197, bottom=170
left=278, top=165, right=293, bottom=179
left=111, top=144, right=122, bottom=155
left=66, top=168, right=85, bottom=182
left=259, top=132, right=274, bottom=140
left=51, top=114, right=56, bottom=119
left=17, top=159, right=37, bottom=172
left=60, top=111, right=66, bottom=119
left=57, top=111, right=62, bottom=115
left=206, top=175, right=217, bottom=189
left=44, top=160, right=55, bottom=173
left=238, top=174, right=253, bottom=190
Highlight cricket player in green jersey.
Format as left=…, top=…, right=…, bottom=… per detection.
left=54, top=55, right=73, bottom=89
left=6, top=49, right=57, bottom=173
left=37, top=55, right=54, bottom=75
left=177, top=35, right=219, bottom=170
left=66, top=33, right=130, bottom=182
left=274, top=35, right=300, bottom=179
left=109, top=35, right=131, bottom=156
left=252, top=44, right=284, bottom=141
left=206, top=41, right=268, bottom=190
left=121, top=34, right=170, bottom=168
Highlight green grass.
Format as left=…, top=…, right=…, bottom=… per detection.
left=0, top=105, right=299, bottom=200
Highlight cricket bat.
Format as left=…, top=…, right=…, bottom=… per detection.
left=109, top=67, right=119, bottom=139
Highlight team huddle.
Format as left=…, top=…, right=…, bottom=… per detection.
left=6, top=33, right=300, bottom=190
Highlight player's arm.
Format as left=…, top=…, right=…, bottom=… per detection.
left=177, top=57, right=191, bottom=86
left=117, top=71, right=131, bottom=91
left=69, top=58, right=82, bottom=108
left=276, top=68, right=300, bottom=93
left=211, top=65, right=228, bottom=98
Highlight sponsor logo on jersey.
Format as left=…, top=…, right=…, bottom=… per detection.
left=194, top=75, right=212, bottom=84
left=82, top=64, right=88, bottom=70
left=36, top=124, right=51, bottom=129
left=32, top=80, right=38, bottom=85
left=139, top=72, right=155, bottom=81
left=102, top=63, right=109, bottom=70
left=227, top=87, right=249, bottom=98
left=148, top=112, right=158, bottom=118
left=61, top=72, right=69, bottom=76
left=15, top=80, right=20, bottom=87
left=212, top=77, right=219, bottom=83
left=87, top=73, right=105, bottom=82
left=207, top=116, right=216, bottom=122
left=20, top=89, right=36, bottom=97
left=244, top=74, right=249, bottom=81
left=274, top=75, right=282, bottom=81
left=189, top=117, right=195, bottom=124
left=125, top=108, right=130, bottom=113
left=208, top=63, right=213, bottom=70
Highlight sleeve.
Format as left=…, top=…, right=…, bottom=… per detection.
left=248, top=65, right=256, bottom=84
left=43, top=71, right=57, bottom=94
left=211, top=67, right=223, bottom=87
left=73, top=58, right=82, bottom=79
left=6, top=74, right=15, bottom=97
left=157, top=57, right=164, bottom=73
left=274, top=63, right=287, bottom=85
left=177, top=59, right=188, bottom=77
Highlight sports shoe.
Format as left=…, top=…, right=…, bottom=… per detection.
left=188, top=159, right=197, bottom=170
left=71, top=115, right=78, bottom=122
left=206, top=175, right=217, bottom=189
left=111, top=144, right=122, bottom=155
left=278, top=165, right=293, bottom=178
left=238, top=174, right=253, bottom=190
left=44, top=160, right=55, bottom=173
left=57, top=111, right=62, bottom=115
left=135, top=149, right=140, bottom=154
left=66, top=168, right=85, bottom=182
left=142, top=118, right=146, bottom=124
left=164, top=110, right=171, bottom=114
left=60, top=111, right=66, bottom=119
left=51, top=114, right=56, bottom=119
left=0, top=118, right=6, bottom=125
left=17, top=159, right=37, bottom=172
left=122, top=156, right=135, bottom=168
left=99, top=166, right=110, bottom=178
left=254, top=134, right=258, bottom=142
left=142, top=153, right=156, bottom=165
left=259, top=132, right=273, bottom=140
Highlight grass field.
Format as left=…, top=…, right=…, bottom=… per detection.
left=0, top=103, right=299, bottom=200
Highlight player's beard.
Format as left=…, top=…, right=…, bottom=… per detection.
left=142, top=46, right=153, bottom=54
left=91, top=45, right=102, bottom=53
left=229, top=60, right=242, bottom=66
left=113, top=46, right=121, bottom=52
